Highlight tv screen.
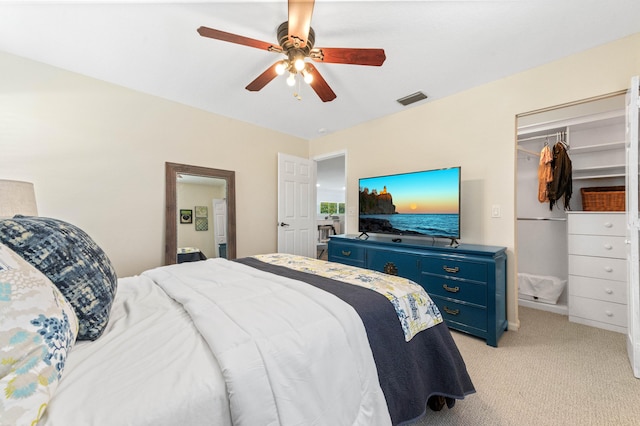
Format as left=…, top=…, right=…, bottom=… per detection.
left=358, top=167, right=461, bottom=240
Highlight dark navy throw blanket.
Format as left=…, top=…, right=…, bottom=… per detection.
left=234, top=257, right=475, bottom=425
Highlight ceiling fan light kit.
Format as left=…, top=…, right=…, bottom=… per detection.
left=197, top=0, right=385, bottom=102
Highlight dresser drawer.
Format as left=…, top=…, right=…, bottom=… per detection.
left=567, top=212, right=625, bottom=236
left=366, top=248, right=421, bottom=282
left=567, top=234, right=626, bottom=259
left=569, top=295, right=627, bottom=328
left=568, top=255, right=626, bottom=282
left=421, top=256, right=487, bottom=282
left=328, top=243, right=365, bottom=267
left=422, top=276, right=487, bottom=306
left=569, top=275, right=627, bottom=304
left=430, top=295, right=487, bottom=332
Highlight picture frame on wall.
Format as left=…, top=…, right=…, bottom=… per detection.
left=195, top=206, right=208, bottom=217
left=195, top=217, right=208, bottom=231
left=180, top=209, right=193, bottom=224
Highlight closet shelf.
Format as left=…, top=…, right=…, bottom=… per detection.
left=573, top=173, right=625, bottom=180
left=573, top=164, right=625, bottom=172
left=572, top=163, right=625, bottom=180
left=517, top=217, right=567, bottom=221
left=518, top=109, right=624, bottom=135
left=570, top=141, right=625, bottom=154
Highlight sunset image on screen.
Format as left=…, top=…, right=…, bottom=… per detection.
left=361, top=168, right=459, bottom=214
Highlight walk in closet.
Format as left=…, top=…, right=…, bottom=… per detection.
left=516, top=94, right=627, bottom=333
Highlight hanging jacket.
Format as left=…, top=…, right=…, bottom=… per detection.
left=548, top=142, right=572, bottom=210
left=537, top=144, right=553, bottom=202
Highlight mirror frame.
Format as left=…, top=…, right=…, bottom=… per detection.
left=165, top=162, right=236, bottom=265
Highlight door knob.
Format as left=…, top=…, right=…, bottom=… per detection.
left=279, top=222, right=290, bottom=227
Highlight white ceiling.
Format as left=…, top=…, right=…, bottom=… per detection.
left=2, top=1, right=640, bottom=140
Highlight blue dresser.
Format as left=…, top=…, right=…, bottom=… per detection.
left=328, top=234, right=508, bottom=347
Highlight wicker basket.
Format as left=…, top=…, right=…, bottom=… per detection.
left=580, top=186, right=625, bottom=211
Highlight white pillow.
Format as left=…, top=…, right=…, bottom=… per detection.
left=0, top=243, right=79, bottom=425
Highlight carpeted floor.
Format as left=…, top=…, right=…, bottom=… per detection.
left=409, top=306, right=640, bottom=426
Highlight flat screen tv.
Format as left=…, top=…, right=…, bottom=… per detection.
left=358, top=167, right=461, bottom=242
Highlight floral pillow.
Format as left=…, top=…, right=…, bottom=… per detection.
left=0, top=243, right=79, bottom=425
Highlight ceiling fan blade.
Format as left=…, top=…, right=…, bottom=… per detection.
left=305, top=63, right=336, bottom=102
left=288, top=0, right=315, bottom=48
left=197, top=26, right=282, bottom=53
left=311, top=47, right=386, bottom=66
left=246, top=63, right=280, bottom=92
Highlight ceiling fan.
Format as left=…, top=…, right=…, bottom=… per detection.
left=197, top=0, right=386, bottom=102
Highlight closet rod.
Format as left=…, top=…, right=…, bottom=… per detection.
left=517, top=131, right=566, bottom=143
left=517, top=217, right=567, bottom=221
left=517, top=146, right=540, bottom=156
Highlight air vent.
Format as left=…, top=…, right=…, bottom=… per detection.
left=396, top=91, right=428, bottom=106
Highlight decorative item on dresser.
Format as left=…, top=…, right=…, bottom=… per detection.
left=328, top=234, right=508, bottom=347
left=567, top=212, right=628, bottom=333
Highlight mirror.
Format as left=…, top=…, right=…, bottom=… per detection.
left=165, top=162, right=236, bottom=265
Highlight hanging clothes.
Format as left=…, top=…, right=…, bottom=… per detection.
left=548, top=141, right=572, bottom=210
left=537, top=144, right=553, bottom=202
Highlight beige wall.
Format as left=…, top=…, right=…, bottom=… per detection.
left=0, top=51, right=308, bottom=277
left=310, top=33, right=640, bottom=329
left=176, top=181, right=225, bottom=259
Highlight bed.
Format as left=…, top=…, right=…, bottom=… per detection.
left=0, top=216, right=474, bottom=426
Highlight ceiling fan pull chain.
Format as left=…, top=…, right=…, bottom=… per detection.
left=294, top=75, right=302, bottom=100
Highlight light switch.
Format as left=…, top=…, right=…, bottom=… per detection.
left=491, top=205, right=501, bottom=218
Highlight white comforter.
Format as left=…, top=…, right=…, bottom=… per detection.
left=42, top=258, right=391, bottom=426
left=144, top=258, right=391, bottom=426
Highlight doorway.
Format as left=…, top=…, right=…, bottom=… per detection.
left=515, top=93, right=626, bottom=320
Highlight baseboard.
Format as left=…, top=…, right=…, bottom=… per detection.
left=518, top=298, right=568, bottom=315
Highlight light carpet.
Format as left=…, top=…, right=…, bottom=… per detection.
left=410, top=306, right=640, bottom=426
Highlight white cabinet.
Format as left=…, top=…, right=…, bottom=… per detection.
left=567, top=212, right=627, bottom=333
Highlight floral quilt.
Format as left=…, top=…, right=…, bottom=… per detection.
left=252, top=253, right=443, bottom=341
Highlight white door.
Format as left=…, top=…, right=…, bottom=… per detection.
left=213, top=198, right=227, bottom=257
left=626, top=75, right=640, bottom=378
left=277, top=153, right=316, bottom=257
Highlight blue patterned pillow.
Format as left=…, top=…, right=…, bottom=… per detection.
left=0, top=216, right=117, bottom=340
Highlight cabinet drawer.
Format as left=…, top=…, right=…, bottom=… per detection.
left=567, top=234, right=626, bottom=259
left=567, top=213, right=625, bottom=236
left=568, top=255, right=626, bottom=282
left=569, top=275, right=627, bottom=304
left=430, top=295, right=487, bottom=332
left=422, top=276, right=487, bottom=306
left=366, top=248, right=420, bottom=282
left=421, top=257, right=487, bottom=282
left=328, top=243, right=365, bottom=267
left=569, top=295, right=627, bottom=328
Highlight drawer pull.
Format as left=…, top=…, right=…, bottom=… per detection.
left=604, top=244, right=613, bottom=250
left=605, top=310, right=613, bottom=317
left=443, top=265, right=460, bottom=274
left=443, top=284, right=460, bottom=293
left=443, top=306, right=460, bottom=315
left=604, top=266, right=613, bottom=273
left=604, top=222, right=613, bottom=228
left=605, top=288, right=613, bottom=295
left=341, top=250, right=351, bottom=257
